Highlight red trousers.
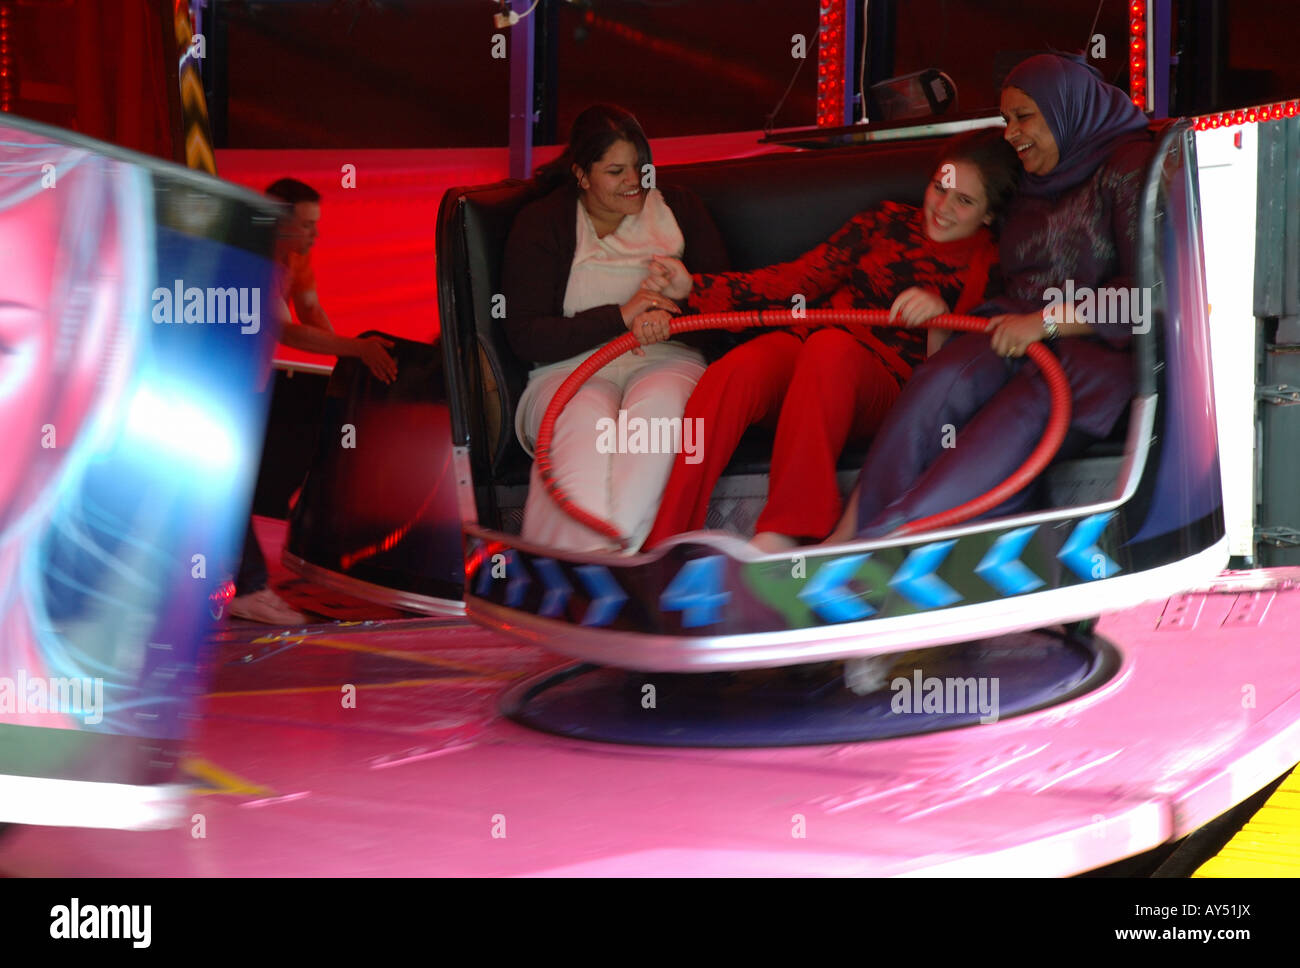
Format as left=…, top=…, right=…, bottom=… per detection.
left=644, top=328, right=900, bottom=546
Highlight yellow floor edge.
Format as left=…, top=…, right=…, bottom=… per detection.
left=1193, top=764, right=1300, bottom=877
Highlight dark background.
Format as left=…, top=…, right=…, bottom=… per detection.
left=218, top=0, right=1300, bottom=147
left=5, top=1, right=1298, bottom=148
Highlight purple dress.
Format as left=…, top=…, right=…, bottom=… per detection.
left=854, top=135, right=1155, bottom=537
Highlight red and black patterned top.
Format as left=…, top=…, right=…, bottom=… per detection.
left=686, top=200, right=998, bottom=385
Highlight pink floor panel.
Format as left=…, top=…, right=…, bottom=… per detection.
left=4, top=571, right=1299, bottom=877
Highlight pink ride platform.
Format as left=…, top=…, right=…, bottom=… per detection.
left=4, top=567, right=1299, bottom=876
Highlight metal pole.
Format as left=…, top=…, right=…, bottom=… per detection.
left=536, top=0, right=558, bottom=148
left=1152, top=0, right=1171, bottom=119
left=508, top=0, right=535, bottom=180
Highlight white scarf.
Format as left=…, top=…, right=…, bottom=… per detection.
left=562, top=188, right=684, bottom=317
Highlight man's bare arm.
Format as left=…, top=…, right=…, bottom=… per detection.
left=274, top=291, right=396, bottom=382
left=293, top=288, right=335, bottom=333
left=277, top=320, right=352, bottom=356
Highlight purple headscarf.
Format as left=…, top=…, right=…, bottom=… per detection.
left=1004, top=54, right=1149, bottom=198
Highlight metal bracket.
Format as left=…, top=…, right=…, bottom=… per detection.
left=1255, top=526, right=1300, bottom=547
left=1256, top=384, right=1300, bottom=405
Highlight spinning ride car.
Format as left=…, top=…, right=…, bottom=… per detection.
left=287, top=117, right=1227, bottom=674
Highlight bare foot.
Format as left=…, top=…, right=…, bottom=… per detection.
left=749, top=531, right=799, bottom=554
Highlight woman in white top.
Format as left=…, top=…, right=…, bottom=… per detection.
left=503, top=104, right=731, bottom=552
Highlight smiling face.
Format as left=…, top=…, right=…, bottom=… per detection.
left=922, top=160, right=993, bottom=242
left=575, top=139, right=646, bottom=228
left=1000, top=86, right=1061, bottom=176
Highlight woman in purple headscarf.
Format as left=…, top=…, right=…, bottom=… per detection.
left=832, top=53, right=1154, bottom=541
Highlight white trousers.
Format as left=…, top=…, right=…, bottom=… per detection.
left=515, top=341, right=706, bottom=552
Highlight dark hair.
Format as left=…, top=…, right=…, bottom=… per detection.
left=934, top=127, right=1022, bottom=227
left=534, top=104, right=653, bottom=194
left=265, top=177, right=322, bottom=206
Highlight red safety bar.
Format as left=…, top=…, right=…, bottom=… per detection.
left=533, top=310, right=1072, bottom=548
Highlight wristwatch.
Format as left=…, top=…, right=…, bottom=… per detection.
left=1041, top=305, right=1060, bottom=341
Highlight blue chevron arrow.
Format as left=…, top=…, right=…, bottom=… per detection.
left=475, top=550, right=520, bottom=599
left=1058, top=512, right=1120, bottom=581
left=660, top=555, right=730, bottom=628
left=975, top=526, right=1045, bottom=596
left=504, top=553, right=531, bottom=608
left=889, top=540, right=962, bottom=608
left=798, top=554, right=876, bottom=623
left=574, top=564, right=628, bottom=627
left=531, top=558, right=573, bottom=618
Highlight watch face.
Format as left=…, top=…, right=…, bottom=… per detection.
left=1040, top=309, right=1058, bottom=339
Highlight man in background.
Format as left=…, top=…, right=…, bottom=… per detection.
left=229, top=177, right=397, bottom=624
left=263, top=177, right=398, bottom=381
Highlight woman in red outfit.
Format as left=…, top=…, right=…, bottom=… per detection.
left=641, top=129, right=1021, bottom=551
